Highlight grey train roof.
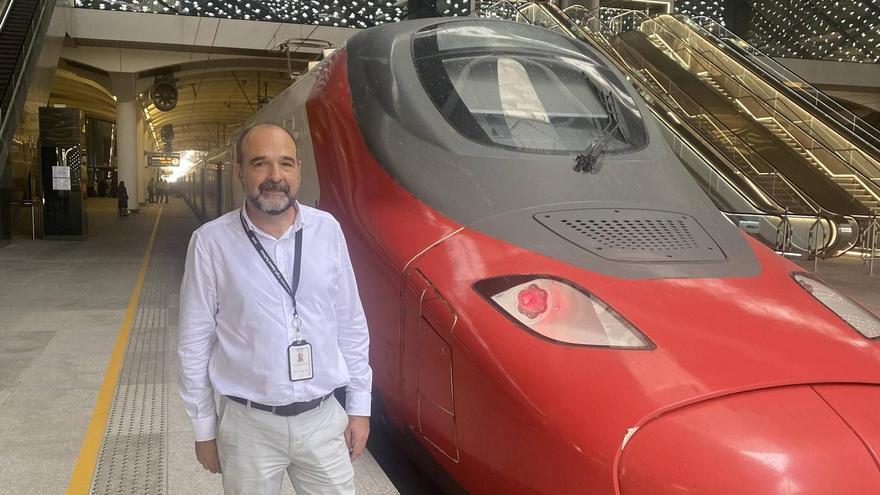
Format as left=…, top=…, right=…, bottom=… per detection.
left=345, top=18, right=759, bottom=279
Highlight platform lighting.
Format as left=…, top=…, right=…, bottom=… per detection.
left=77, top=0, right=432, bottom=26
left=676, top=0, right=879, bottom=63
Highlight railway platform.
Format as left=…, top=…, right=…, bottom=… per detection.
left=0, top=198, right=403, bottom=495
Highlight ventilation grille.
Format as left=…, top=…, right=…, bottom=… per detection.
left=536, top=209, right=725, bottom=262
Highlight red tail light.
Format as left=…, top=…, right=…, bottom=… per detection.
left=517, top=284, right=549, bottom=319
left=474, top=276, right=654, bottom=348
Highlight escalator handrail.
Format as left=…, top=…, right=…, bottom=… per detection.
left=555, top=4, right=831, bottom=216
left=629, top=13, right=880, bottom=202
left=682, top=14, right=880, bottom=163
left=0, top=0, right=14, bottom=32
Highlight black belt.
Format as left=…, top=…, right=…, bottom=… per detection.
left=227, top=393, right=332, bottom=417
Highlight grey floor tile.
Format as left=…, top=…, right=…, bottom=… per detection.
left=17, top=351, right=109, bottom=389
left=0, top=433, right=82, bottom=495
left=42, top=324, right=121, bottom=356
left=0, top=388, right=13, bottom=409
left=0, top=352, right=37, bottom=388
left=0, top=330, right=55, bottom=353
left=0, top=385, right=98, bottom=440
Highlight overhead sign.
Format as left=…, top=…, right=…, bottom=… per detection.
left=147, top=153, right=180, bottom=167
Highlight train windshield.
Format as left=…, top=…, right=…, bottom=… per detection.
left=413, top=22, right=647, bottom=155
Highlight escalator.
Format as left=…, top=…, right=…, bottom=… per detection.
left=480, top=1, right=859, bottom=257
left=607, top=13, right=876, bottom=217
left=0, top=0, right=55, bottom=170
left=685, top=15, right=880, bottom=164
left=614, top=28, right=868, bottom=217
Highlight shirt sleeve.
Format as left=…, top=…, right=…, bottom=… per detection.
left=335, top=228, right=373, bottom=416
left=177, top=232, right=220, bottom=441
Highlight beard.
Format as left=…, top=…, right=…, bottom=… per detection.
left=247, top=179, right=296, bottom=215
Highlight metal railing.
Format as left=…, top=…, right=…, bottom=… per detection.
left=634, top=13, right=880, bottom=205
left=861, top=213, right=879, bottom=275
left=684, top=14, right=880, bottom=162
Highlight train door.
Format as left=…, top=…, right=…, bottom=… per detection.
left=402, top=268, right=460, bottom=462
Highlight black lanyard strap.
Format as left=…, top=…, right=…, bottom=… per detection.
left=240, top=209, right=303, bottom=317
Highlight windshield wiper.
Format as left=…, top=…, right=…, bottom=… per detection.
left=574, top=89, right=620, bottom=174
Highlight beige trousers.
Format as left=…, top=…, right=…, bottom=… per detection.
left=218, top=396, right=356, bottom=495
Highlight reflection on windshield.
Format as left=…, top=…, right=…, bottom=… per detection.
left=414, top=22, right=647, bottom=155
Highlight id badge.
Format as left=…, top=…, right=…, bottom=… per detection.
left=288, top=341, right=314, bottom=382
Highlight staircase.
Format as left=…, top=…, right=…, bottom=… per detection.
left=697, top=73, right=734, bottom=101
left=646, top=32, right=689, bottom=68
left=763, top=120, right=880, bottom=213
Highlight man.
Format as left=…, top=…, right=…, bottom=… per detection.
left=147, top=177, right=156, bottom=203
left=178, top=123, right=372, bottom=495
left=159, top=178, right=169, bottom=203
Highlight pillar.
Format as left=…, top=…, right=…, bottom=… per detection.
left=110, top=73, right=140, bottom=211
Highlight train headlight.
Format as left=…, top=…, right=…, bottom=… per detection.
left=474, top=276, right=654, bottom=349
left=792, top=272, right=880, bottom=339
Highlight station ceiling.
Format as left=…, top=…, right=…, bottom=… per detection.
left=140, top=64, right=294, bottom=152
left=49, top=53, right=311, bottom=153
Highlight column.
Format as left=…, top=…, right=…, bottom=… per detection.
left=110, top=73, right=140, bottom=211
left=116, top=100, right=139, bottom=210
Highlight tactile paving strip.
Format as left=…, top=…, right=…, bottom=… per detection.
left=90, top=219, right=172, bottom=495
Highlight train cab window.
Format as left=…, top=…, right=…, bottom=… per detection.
left=413, top=22, right=647, bottom=155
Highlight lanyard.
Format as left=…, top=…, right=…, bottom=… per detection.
left=239, top=209, right=303, bottom=321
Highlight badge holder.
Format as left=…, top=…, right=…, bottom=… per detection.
left=287, top=317, right=314, bottom=382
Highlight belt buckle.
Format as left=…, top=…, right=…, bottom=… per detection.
left=271, top=405, right=277, bottom=414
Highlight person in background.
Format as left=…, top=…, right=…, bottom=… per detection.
left=159, top=178, right=170, bottom=204
left=148, top=177, right=156, bottom=204
left=117, top=181, right=129, bottom=217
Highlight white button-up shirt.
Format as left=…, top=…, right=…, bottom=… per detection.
left=178, top=202, right=372, bottom=441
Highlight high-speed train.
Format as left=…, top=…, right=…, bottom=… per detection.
left=183, top=18, right=880, bottom=495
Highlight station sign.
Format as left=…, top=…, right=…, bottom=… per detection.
left=147, top=152, right=181, bottom=167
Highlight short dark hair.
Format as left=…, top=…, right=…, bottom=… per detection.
left=235, top=122, right=296, bottom=165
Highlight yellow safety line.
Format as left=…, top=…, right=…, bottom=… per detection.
left=66, top=206, right=164, bottom=495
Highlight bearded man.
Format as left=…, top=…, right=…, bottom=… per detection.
left=178, top=122, right=372, bottom=495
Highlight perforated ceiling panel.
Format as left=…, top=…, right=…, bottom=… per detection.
left=535, top=209, right=725, bottom=262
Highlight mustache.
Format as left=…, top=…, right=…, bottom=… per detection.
left=259, top=180, right=290, bottom=193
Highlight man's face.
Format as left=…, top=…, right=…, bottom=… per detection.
left=238, top=125, right=301, bottom=216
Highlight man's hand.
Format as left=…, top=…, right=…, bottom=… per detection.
left=344, top=416, right=370, bottom=461
left=195, top=439, right=222, bottom=474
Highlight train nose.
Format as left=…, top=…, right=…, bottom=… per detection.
left=618, top=385, right=880, bottom=494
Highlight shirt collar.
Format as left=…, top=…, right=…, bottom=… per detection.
left=240, top=199, right=304, bottom=241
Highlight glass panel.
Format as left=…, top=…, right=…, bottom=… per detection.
left=414, top=22, right=647, bottom=155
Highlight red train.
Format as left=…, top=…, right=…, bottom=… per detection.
left=184, top=18, right=880, bottom=494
